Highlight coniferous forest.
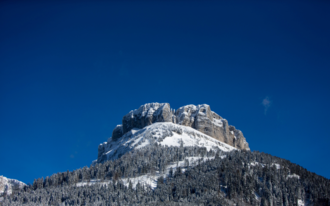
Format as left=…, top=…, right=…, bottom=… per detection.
left=1, top=144, right=330, bottom=206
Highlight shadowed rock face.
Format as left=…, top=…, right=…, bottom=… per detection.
left=122, top=103, right=173, bottom=134
left=112, top=125, right=123, bottom=141
left=110, top=103, right=250, bottom=151
left=175, top=104, right=249, bottom=150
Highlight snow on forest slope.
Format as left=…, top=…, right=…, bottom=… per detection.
left=120, top=156, right=227, bottom=189
left=0, top=176, right=26, bottom=197
left=96, top=122, right=236, bottom=164
left=89, top=122, right=237, bottom=190
left=81, top=156, right=226, bottom=190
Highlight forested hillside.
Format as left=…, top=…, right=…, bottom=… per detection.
left=2, top=145, right=329, bottom=206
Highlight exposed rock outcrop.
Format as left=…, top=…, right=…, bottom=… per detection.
left=175, top=104, right=249, bottom=150
left=122, top=103, right=174, bottom=134
left=112, top=125, right=123, bottom=142
left=108, top=103, right=250, bottom=151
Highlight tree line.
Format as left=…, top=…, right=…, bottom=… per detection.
left=1, top=144, right=330, bottom=205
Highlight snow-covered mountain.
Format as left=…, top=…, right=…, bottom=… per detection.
left=96, top=103, right=249, bottom=164
left=3, top=103, right=330, bottom=206
left=97, top=122, right=235, bottom=164
left=0, top=176, right=26, bottom=197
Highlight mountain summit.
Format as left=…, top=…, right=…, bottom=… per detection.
left=97, top=103, right=249, bottom=163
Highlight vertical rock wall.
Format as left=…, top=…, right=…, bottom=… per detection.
left=122, top=103, right=174, bottom=134
left=109, top=103, right=250, bottom=151
left=175, top=104, right=249, bottom=150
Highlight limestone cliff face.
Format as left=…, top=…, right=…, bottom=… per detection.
left=175, top=104, right=249, bottom=150
left=105, top=102, right=249, bottom=152
left=122, top=103, right=173, bottom=134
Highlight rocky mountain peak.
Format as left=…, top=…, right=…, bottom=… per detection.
left=175, top=104, right=249, bottom=150
left=122, top=103, right=173, bottom=134
left=110, top=103, right=249, bottom=150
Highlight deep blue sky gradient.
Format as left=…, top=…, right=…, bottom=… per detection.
left=1, top=1, right=330, bottom=184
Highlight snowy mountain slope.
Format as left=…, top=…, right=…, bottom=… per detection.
left=2, top=103, right=330, bottom=206
left=111, top=103, right=250, bottom=151
left=82, top=155, right=227, bottom=190
left=97, top=122, right=236, bottom=163
left=0, top=176, right=26, bottom=196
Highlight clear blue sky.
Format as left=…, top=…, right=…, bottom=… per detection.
left=1, top=1, right=329, bottom=184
